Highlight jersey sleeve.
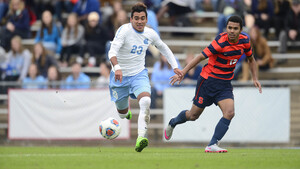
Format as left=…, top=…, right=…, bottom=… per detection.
left=108, top=25, right=126, bottom=60
left=201, top=35, right=221, bottom=58
left=151, top=30, right=178, bottom=69
left=244, top=39, right=253, bottom=58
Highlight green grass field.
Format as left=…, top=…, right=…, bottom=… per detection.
left=0, top=146, right=300, bottom=169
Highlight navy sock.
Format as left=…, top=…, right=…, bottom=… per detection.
left=169, top=110, right=188, bottom=128
left=208, top=117, right=231, bottom=146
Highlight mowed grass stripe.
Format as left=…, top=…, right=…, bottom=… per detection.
left=0, top=147, right=299, bottom=169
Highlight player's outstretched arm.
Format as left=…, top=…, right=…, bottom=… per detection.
left=248, top=56, right=262, bottom=93
left=170, top=53, right=206, bottom=86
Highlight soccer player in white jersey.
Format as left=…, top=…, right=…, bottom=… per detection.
left=108, top=2, right=183, bottom=152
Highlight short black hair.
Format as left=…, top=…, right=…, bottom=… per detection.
left=131, top=2, right=147, bottom=18
left=226, top=15, right=243, bottom=29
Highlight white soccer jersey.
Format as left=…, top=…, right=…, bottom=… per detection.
left=108, top=23, right=178, bottom=76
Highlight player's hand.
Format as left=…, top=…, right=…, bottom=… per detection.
left=253, top=79, right=262, bottom=93
left=170, top=74, right=184, bottom=86
left=114, top=70, right=123, bottom=83
left=173, top=68, right=184, bottom=78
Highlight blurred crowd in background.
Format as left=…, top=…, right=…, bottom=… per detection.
left=0, top=0, right=299, bottom=105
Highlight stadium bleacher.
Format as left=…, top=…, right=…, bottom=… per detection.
left=1, top=3, right=300, bottom=146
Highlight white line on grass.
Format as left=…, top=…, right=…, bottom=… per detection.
left=0, top=153, right=100, bottom=157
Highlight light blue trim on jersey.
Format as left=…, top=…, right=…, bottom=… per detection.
left=115, top=25, right=125, bottom=38
left=130, top=23, right=144, bottom=34
left=109, top=69, right=151, bottom=102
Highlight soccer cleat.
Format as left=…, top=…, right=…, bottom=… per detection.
left=135, top=136, right=148, bottom=152
left=126, top=110, right=132, bottom=120
left=164, top=124, right=174, bottom=140
left=205, top=144, right=228, bottom=153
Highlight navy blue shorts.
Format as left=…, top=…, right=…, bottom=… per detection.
left=193, top=76, right=234, bottom=108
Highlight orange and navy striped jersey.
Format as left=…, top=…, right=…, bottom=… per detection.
left=200, top=32, right=252, bottom=80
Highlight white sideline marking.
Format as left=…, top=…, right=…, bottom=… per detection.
left=0, top=153, right=100, bottom=157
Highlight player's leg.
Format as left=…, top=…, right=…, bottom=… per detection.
left=165, top=104, right=204, bottom=140
left=115, top=97, right=132, bottom=120
left=137, top=92, right=151, bottom=138
left=131, top=69, right=151, bottom=152
left=165, top=76, right=208, bottom=140
left=134, top=92, right=151, bottom=152
left=205, top=98, right=234, bottom=153
left=109, top=72, right=132, bottom=120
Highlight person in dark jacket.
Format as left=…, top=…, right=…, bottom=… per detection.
left=82, top=12, right=110, bottom=67
left=0, top=0, right=30, bottom=51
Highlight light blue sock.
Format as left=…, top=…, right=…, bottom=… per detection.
left=169, top=110, right=188, bottom=128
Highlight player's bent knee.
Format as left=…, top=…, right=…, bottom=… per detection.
left=139, top=97, right=151, bottom=109
left=224, top=111, right=235, bottom=120
left=190, top=115, right=199, bottom=121
left=189, top=112, right=200, bottom=121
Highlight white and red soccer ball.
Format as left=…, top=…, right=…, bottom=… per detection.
left=99, top=117, right=121, bottom=140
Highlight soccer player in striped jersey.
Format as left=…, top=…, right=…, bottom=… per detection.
left=164, top=15, right=262, bottom=153
left=108, top=2, right=183, bottom=152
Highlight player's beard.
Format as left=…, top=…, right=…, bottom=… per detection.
left=228, top=33, right=238, bottom=43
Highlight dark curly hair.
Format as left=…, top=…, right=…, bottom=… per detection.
left=131, top=2, right=147, bottom=18
left=226, top=15, right=243, bottom=30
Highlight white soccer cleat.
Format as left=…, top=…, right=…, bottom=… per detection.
left=205, top=144, right=228, bottom=153
left=164, top=125, right=174, bottom=140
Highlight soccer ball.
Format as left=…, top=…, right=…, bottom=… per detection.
left=99, top=117, right=121, bottom=139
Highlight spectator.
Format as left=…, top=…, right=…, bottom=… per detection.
left=0, top=36, right=31, bottom=94
left=251, top=0, right=274, bottom=38
left=217, top=0, right=245, bottom=35
left=96, top=61, right=111, bottom=88
left=47, top=65, right=61, bottom=89
left=145, top=0, right=162, bottom=13
left=33, top=0, right=55, bottom=20
left=35, top=10, right=62, bottom=54
left=60, top=13, right=85, bottom=67
left=144, top=0, right=160, bottom=35
left=104, top=2, right=127, bottom=40
left=83, top=12, right=110, bottom=66
left=0, top=0, right=9, bottom=23
left=196, top=0, right=217, bottom=12
left=103, top=2, right=127, bottom=60
left=278, top=0, right=300, bottom=53
left=32, top=43, right=58, bottom=78
left=23, top=0, right=37, bottom=26
left=0, top=0, right=30, bottom=51
left=64, top=62, right=90, bottom=89
left=22, top=63, right=46, bottom=89
left=182, top=52, right=202, bottom=84
left=0, top=46, right=6, bottom=80
left=244, top=0, right=255, bottom=30
left=150, top=54, right=181, bottom=108
left=104, top=1, right=126, bottom=40
left=72, top=0, right=101, bottom=24
left=3, top=35, right=31, bottom=81
left=156, top=0, right=195, bottom=25
left=273, top=0, right=292, bottom=39
left=55, top=0, right=75, bottom=23
left=240, top=26, right=273, bottom=81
